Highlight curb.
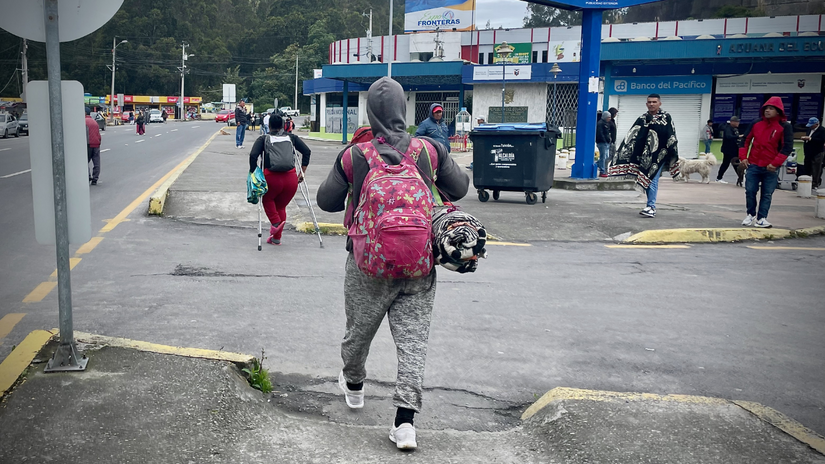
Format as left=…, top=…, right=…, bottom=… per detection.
left=148, top=130, right=222, bottom=216
left=295, top=222, right=348, bottom=235
left=624, top=228, right=792, bottom=243
left=0, top=329, right=56, bottom=397
left=522, top=387, right=825, bottom=456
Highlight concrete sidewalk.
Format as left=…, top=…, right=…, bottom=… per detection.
left=1, top=331, right=823, bottom=463
left=161, top=133, right=825, bottom=243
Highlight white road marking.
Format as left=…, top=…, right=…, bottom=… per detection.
left=135, top=139, right=144, bottom=143
left=1, top=169, right=31, bottom=179
left=154, top=134, right=161, bottom=137
left=101, top=148, right=111, bottom=153
left=191, top=126, right=200, bottom=129
left=171, top=129, right=178, bottom=132
left=0, top=148, right=11, bottom=152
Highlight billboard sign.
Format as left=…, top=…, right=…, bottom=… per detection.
left=405, top=0, right=476, bottom=33
left=492, top=42, right=531, bottom=64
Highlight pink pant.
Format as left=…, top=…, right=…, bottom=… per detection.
left=262, top=168, right=298, bottom=239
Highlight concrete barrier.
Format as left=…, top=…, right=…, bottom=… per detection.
left=797, top=175, right=812, bottom=198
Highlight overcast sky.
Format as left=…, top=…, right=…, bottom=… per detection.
left=475, top=0, right=530, bottom=29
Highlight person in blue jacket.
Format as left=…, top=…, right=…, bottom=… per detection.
left=415, top=103, right=451, bottom=153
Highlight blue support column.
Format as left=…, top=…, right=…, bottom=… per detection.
left=602, top=62, right=612, bottom=112
left=459, top=84, right=465, bottom=111
left=571, top=8, right=603, bottom=179
left=342, top=80, right=349, bottom=145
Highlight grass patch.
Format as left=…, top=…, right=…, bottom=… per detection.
left=242, top=349, right=273, bottom=394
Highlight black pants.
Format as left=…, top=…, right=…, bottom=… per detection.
left=808, top=151, right=825, bottom=188
left=87, top=146, right=100, bottom=182
left=717, top=150, right=737, bottom=180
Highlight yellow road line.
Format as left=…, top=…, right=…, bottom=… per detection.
left=0, top=329, right=54, bottom=397
left=747, top=246, right=825, bottom=251
left=606, top=244, right=691, bottom=249
left=72, top=331, right=253, bottom=364
left=734, top=400, right=825, bottom=455
left=22, top=282, right=57, bottom=303
left=49, top=258, right=81, bottom=278
left=76, top=236, right=104, bottom=254
left=0, top=313, right=26, bottom=340
left=101, top=129, right=221, bottom=232
left=486, top=241, right=531, bottom=247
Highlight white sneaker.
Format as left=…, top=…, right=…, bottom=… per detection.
left=338, top=371, right=364, bottom=409
left=389, top=423, right=417, bottom=450
left=639, top=206, right=656, bottom=218
left=741, top=214, right=755, bottom=226
left=715, top=179, right=728, bottom=184
left=754, top=218, right=772, bottom=228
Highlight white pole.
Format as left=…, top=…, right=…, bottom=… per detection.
left=21, top=39, right=28, bottom=103
left=388, top=0, right=393, bottom=78
left=180, top=42, right=186, bottom=119
left=294, top=54, right=299, bottom=112
left=109, top=37, right=116, bottom=121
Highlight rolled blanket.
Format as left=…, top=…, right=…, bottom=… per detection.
left=432, top=207, right=487, bottom=273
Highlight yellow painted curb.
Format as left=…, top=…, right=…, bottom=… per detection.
left=0, top=329, right=55, bottom=397
left=295, top=222, right=348, bottom=235
left=625, top=228, right=791, bottom=244
left=148, top=130, right=222, bottom=216
left=73, top=331, right=254, bottom=365
left=734, top=400, right=825, bottom=455
left=796, top=225, right=825, bottom=236
left=521, top=387, right=728, bottom=421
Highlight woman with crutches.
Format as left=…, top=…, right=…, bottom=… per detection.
left=248, top=114, right=311, bottom=245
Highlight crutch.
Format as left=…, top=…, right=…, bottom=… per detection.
left=293, top=147, right=324, bottom=248
left=257, top=151, right=265, bottom=251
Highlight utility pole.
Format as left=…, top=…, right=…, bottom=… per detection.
left=109, top=37, right=127, bottom=122
left=294, top=54, right=299, bottom=111
left=20, top=39, right=28, bottom=102
left=366, top=9, right=373, bottom=61
left=388, top=0, right=393, bottom=78
left=179, top=42, right=193, bottom=119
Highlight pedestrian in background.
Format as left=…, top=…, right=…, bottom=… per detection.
left=739, top=97, right=793, bottom=228
left=235, top=100, right=249, bottom=148
left=716, top=116, right=741, bottom=183
left=161, top=109, right=168, bottom=124
left=701, top=119, right=714, bottom=154
left=596, top=111, right=613, bottom=178
left=248, top=114, right=311, bottom=245
left=85, top=107, right=102, bottom=185
left=128, top=111, right=134, bottom=125
left=262, top=111, right=270, bottom=135
left=415, top=103, right=451, bottom=153
left=135, top=110, right=146, bottom=135
left=317, top=77, right=469, bottom=451
left=608, top=107, right=618, bottom=161
left=800, top=117, right=825, bottom=190
left=609, top=94, right=680, bottom=218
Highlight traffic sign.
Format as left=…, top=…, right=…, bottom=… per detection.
left=0, top=0, right=122, bottom=42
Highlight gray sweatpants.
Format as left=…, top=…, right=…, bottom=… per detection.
left=341, top=253, right=436, bottom=413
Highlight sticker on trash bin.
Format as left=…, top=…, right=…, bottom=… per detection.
left=491, top=144, right=516, bottom=167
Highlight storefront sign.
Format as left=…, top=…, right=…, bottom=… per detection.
left=492, top=43, right=531, bottom=64
left=740, top=95, right=764, bottom=123
left=716, top=73, right=822, bottom=94
left=472, top=65, right=532, bottom=81
left=712, top=95, right=736, bottom=124
left=404, top=0, right=475, bottom=33
left=488, top=106, right=529, bottom=123
left=727, top=40, right=825, bottom=55
left=324, top=107, right=358, bottom=134
left=611, top=76, right=711, bottom=95
left=548, top=41, right=581, bottom=63
left=797, top=95, right=823, bottom=125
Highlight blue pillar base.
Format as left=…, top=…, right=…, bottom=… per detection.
left=571, top=163, right=598, bottom=179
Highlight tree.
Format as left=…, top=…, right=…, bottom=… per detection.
left=523, top=5, right=582, bottom=28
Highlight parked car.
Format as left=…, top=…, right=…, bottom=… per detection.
left=0, top=113, right=20, bottom=138
left=148, top=109, right=163, bottom=123
left=18, top=112, right=28, bottom=135
left=215, top=109, right=232, bottom=123
left=279, top=106, right=299, bottom=117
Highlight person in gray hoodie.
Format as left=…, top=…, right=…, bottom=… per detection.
left=317, top=77, right=469, bottom=451
left=415, top=102, right=451, bottom=153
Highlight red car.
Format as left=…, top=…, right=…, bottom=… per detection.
left=215, top=110, right=232, bottom=123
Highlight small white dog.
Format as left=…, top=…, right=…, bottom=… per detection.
left=675, top=153, right=718, bottom=183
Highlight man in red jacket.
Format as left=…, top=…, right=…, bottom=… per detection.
left=739, top=96, right=793, bottom=228
left=85, top=107, right=102, bottom=185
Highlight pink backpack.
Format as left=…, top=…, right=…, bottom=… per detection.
left=343, top=138, right=438, bottom=279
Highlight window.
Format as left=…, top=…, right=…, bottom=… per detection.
left=0, top=115, right=5, bottom=122
left=478, top=53, right=484, bottom=65
left=542, top=50, right=548, bottom=63
left=532, top=51, right=538, bottom=63
left=488, top=52, right=494, bottom=64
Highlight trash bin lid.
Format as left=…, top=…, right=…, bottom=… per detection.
left=473, top=123, right=546, bottom=132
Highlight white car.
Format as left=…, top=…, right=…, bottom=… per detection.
left=0, top=113, right=20, bottom=138
left=279, top=107, right=299, bottom=117
left=148, top=109, right=164, bottom=123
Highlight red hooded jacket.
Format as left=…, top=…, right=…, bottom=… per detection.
left=739, top=96, right=793, bottom=168
left=85, top=115, right=102, bottom=148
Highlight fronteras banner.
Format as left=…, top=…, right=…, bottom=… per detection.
left=405, top=0, right=476, bottom=33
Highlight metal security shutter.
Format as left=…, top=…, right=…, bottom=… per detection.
left=616, top=94, right=702, bottom=159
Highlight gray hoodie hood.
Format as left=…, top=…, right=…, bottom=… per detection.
left=367, top=77, right=411, bottom=153
left=601, top=111, right=612, bottom=121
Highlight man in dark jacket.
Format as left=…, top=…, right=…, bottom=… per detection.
left=715, top=116, right=741, bottom=183
left=317, top=77, right=468, bottom=451
left=415, top=103, right=451, bottom=152
left=596, top=111, right=613, bottom=177
left=739, top=96, right=793, bottom=228
left=801, top=117, right=825, bottom=190
left=608, top=107, right=618, bottom=160
left=235, top=100, right=249, bottom=148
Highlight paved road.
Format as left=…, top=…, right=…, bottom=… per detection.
left=1, top=129, right=823, bottom=438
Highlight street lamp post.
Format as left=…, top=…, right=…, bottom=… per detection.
left=550, top=62, right=562, bottom=129
left=495, top=42, right=514, bottom=123
left=109, top=38, right=127, bottom=122
left=179, top=43, right=193, bottom=119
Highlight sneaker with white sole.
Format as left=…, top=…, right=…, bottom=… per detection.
left=389, top=423, right=417, bottom=450
left=741, top=214, right=755, bottom=226
left=338, top=371, right=364, bottom=409
left=715, top=179, right=728, bottom=184
left=639, top=206, right=656, bottom=218
left=753, top=218, right=772, bottom=228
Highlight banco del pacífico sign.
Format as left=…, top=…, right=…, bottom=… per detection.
left=611, top=76, right=712, bottom=95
